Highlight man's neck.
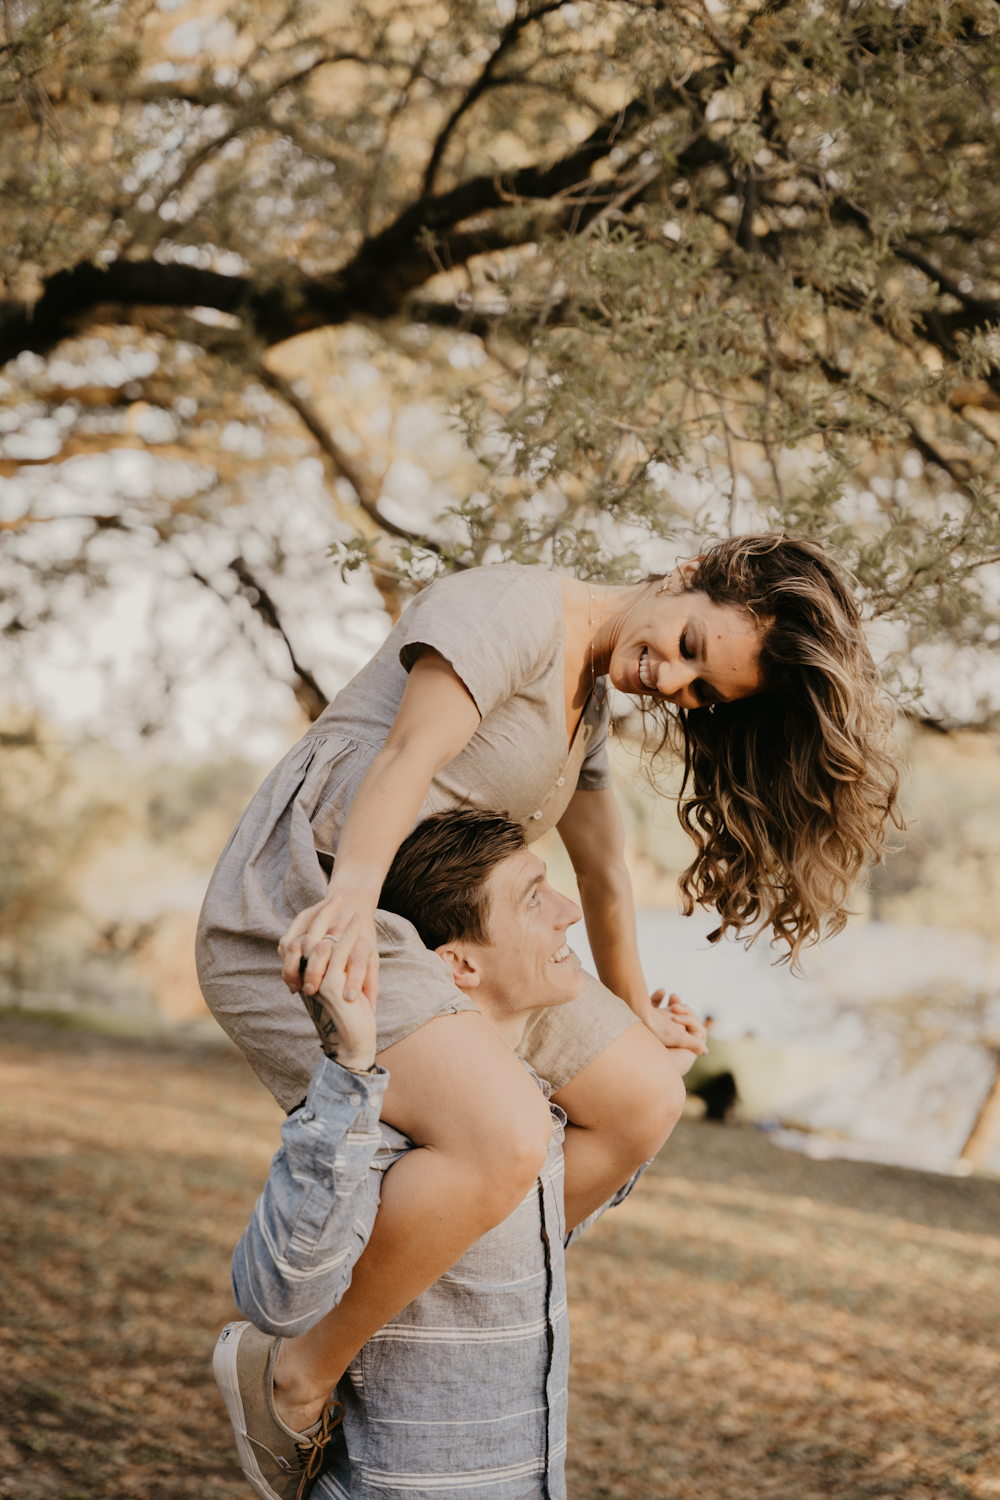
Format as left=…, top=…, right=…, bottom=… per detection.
left=472, top=997, right=528, bottom=1052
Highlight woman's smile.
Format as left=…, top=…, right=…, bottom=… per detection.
left=603, top=586, right=767, bottom=708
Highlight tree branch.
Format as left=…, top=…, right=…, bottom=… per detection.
left=74, top=48, right=370, bottom=109
left=229, top=557, right=329, bottom=720
left=826, top=193, right=1000, bottom=357
left=683, top=0, right=754, bottom=67
left=257, top=367, right=441, bottom=555
left=0, top=261, right=249, bottom=363
left=419, top=1, right=571, bottom=199
left=190, top=558, right=329, bottom=721
left=0, top=88, right=691, bottom=364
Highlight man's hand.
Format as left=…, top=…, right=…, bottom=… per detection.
left=644, top=990, right=708, bottom=1058
left=300, top=909, right=378, bottom=1073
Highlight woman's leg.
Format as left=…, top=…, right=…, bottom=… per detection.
left=274, top=1016, right=684, bottom=1429
left=273, top=1010, right=553, bottom=1431
left=552, top=1022, right=685, bottom=1230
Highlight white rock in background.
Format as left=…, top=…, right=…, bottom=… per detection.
left=571, top=907, right=1000, bottom=1172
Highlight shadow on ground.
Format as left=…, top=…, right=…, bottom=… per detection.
left=1, top=1015, right=998, bottom=1500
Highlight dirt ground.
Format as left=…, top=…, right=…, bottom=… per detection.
left=1, top=1016, right=998, bottom=1500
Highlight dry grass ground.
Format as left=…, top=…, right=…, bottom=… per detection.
left=1, top=1015, right=998, bottom=1500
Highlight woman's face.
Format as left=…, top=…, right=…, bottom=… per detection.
left=607, top=575, right=766, bottom=711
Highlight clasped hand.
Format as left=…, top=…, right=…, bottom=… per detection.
left=278, top=888, right=380, bottom=1004
left=295, top=905, right=378, bottom=1073
left=646, top=990, right=708, bottom=1064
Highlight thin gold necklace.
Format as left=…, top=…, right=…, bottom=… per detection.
left=588, top=586, right=607, bottom=714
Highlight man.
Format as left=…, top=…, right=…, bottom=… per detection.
left=214, top=811, right=704, bottom=1500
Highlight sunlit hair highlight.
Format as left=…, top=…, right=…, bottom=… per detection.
left=645, top=533, right=902, bottom=965
left=379, top=810, right=526, bottom=950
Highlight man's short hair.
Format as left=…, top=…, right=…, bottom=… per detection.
left=379, top=810, right=526, bottom=950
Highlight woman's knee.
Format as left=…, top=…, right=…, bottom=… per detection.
left=460, top=1090, right=553, bottom=1210
left=623, top=1042, right=685, bottom=1157
left=551, top=1022, right=685, bottom=1165
left=415, top=1087, right=552, bottom=1232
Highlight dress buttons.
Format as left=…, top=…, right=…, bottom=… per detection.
left=556, top=777, right=565, bottom=786
left=348, top=1092, right=362, bottom=1106
left=531, top=811, right=542, bottom=820
left=369, top=1095, right=380, bottom=1108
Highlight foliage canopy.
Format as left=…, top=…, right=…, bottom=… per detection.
left=4, top=0, right=1000, bottom=723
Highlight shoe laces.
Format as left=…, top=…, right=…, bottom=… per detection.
left=248, top=1397, right=344, bottom=1500
left=293, top=1397, right=344, bottom=1500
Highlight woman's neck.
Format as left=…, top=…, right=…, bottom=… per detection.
left=560, top=578, right=636, bottom=742
left=562, top=577, right=634, bottom=677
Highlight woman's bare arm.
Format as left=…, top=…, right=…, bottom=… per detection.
left=557, top=787, right=706, bottom=1048
left=279, top=649, right=481, bottom=1004
left=557, top=787, right=647, bottom=1010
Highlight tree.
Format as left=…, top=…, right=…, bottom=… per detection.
left=4, top=0, right=1000, bottom=727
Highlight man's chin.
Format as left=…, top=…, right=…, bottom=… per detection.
left=547, top=969, right=584, bottom=1008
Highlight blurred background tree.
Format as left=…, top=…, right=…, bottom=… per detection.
left=3, top=0, right=1000, bottom=728
left=0, top=714, right=120, bottom=1003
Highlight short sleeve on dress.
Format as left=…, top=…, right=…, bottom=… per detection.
left=397, top=566, right=560, bottom=720
left=576, top=681, right=613, bottom=791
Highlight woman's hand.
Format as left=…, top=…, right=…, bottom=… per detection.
left=644, top=990, right=708, bottom=1055
left=299, top=909, right=378, bottom=1072
left=279, top=891, right=379, bottom=1004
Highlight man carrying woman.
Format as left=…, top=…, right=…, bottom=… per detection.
left=214, top=809, right=706, bottom=1499
left=198, top=533, right=900, bottom=1445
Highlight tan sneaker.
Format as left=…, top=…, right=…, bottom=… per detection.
left=213, top=1321, right=343, bottom=1500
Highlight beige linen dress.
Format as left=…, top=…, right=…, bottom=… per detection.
left=196, top=564, right=636, bottom=1112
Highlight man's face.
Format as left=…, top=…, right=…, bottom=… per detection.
left=443, top=848, right=584, bottom=1017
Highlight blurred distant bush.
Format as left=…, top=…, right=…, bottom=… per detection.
left=0, top=717, right=115, bottom=991
left=0, top=720, right=261, bottom=1019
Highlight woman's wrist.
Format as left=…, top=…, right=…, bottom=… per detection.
left=324, top=876, right=382, bottom=913
left=621, top=983, right=655, bottom=1019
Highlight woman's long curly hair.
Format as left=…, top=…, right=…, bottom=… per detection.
left=647, top=532, right=902, bottom=964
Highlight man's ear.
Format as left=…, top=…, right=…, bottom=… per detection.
left=434, top=942, right=482, bottom=990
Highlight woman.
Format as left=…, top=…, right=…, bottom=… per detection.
left=197, top=531, right=900, bottom=1433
